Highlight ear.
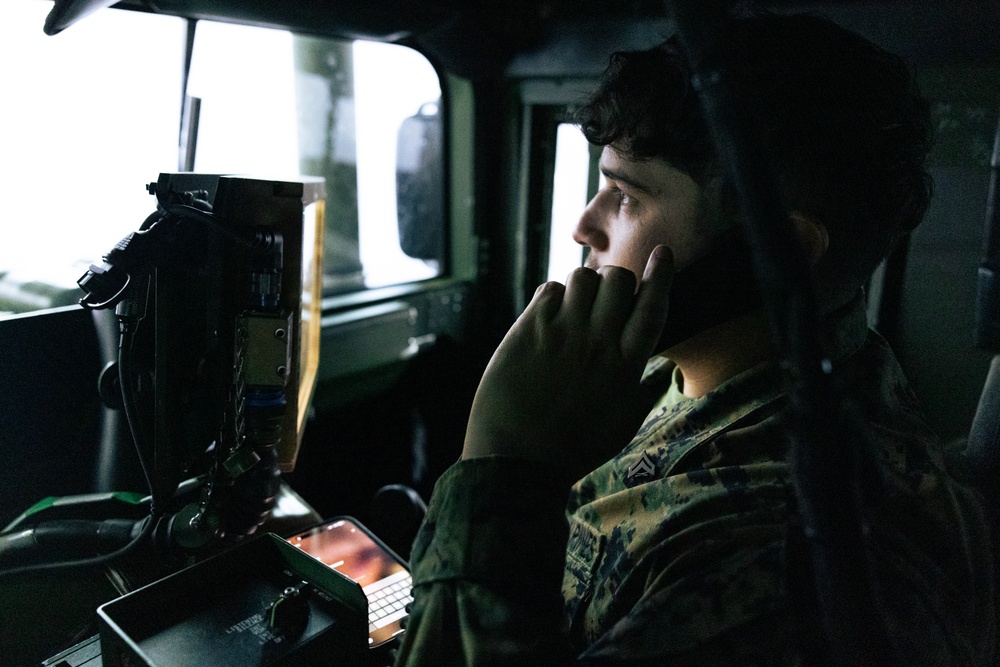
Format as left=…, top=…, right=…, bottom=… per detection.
left=789, top=212, right=829, bottom=266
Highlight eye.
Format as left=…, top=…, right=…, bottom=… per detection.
left=610, top=185, right=633, bottom=208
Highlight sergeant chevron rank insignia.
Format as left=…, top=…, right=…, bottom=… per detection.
left=625, top=451, right=657, bottom=487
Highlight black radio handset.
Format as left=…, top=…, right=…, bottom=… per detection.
left=656, top=227, right=763, bottom=351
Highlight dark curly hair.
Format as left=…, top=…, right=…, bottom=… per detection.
left=576, top=12, right=933, bottom=304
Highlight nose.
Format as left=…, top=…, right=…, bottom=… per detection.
left=572, top=193, right=610, bottom=251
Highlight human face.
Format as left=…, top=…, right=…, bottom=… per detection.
left=573, top=146, right=712, bottom=281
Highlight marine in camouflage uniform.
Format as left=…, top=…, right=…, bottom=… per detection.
left=395, top=11, right=996, bottom=665
left=394, top=293, right=995, bottom=665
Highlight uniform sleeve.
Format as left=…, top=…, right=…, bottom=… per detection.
left=393, top=457, right=576, bottom=666
left=393, top=457, right=990, bottom=666
left=573, top=483, right=992, bottom=666
left=580, top=526, right=798, bottom=665
left=394, top=467, right=799, bottom=666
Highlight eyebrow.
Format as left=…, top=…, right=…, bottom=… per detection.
left=599, top=165, right=655, bottom=195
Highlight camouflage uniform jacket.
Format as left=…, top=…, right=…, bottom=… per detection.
left=394, top=295, right=995, bottom=666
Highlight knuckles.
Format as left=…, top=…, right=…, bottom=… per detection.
left=533, top=280, right=566, bottom=302
left=566, top=266, right=600, bottom=286
left=596, top=264, right=638, bottom=290
left=528, top=264, right=639, bottom=351
left=565, top=265, right=636, bottom=292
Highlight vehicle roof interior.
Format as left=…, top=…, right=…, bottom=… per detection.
left=90, top=0, right=1000, bottom=72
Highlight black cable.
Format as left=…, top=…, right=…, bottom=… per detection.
left=163, top=204, right=280, bottom=252
left=0, top=515, right=153, bottom=580
left=118, top=311, right=158, bottom=514
left=139, top=209, right=164, bottom=232
left=669, top=2, right=893, bottom=664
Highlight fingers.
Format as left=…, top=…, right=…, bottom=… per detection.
left=561, top=266, right=636, bottom=329
left=622, top=245, right=674, bottom=362
left=563, top=267, right=600, bottom=322
left=523, top=246, right=672, bottom=364
left=590, top=265, right=637, bottom=331
left=525, top=280, right=566, bottom=321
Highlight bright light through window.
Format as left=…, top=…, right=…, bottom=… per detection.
left=353, top=41, right=442, bottom=289
left=0, top=4, right=446, bottom=313
left=548, top=123, right=591, bottom=282
left=187, top=22, right=300, bottom=176
left=0, top=1, right=184, bottom=289
left=189, top=25, right=445, bottom=294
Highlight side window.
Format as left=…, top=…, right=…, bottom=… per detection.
left=0, top=2, right=185, bottom=307
left=0, top=4, right=446, bottom=315
left=547, top=123, right=597, bottom=282
left=189, top=25, right=445, bottom=295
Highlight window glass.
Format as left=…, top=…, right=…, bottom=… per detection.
left=547, top=123, right=592, bottom=282
left=0, top=1, right=184, bottom=309
left=0, top=4, right=446, bottom=315
left=186, top=22, right=300, bottom=176
left=354, top=41, right=444, bottom=290
left=190, top=25, right=445, bottom=295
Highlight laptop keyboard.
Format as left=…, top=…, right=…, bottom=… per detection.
left=362, top=569, right=413, bottom=632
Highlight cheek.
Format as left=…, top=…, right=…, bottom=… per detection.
left=614, top=228, right=667, bottom=281
left=654, top=206, right=710, bottom=270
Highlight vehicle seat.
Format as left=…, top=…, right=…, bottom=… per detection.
left=367, top=484, right=427, bottom=562
left=944, top=354, right=1000, bottom=662
left=947, top=355, right=1000, bottom=486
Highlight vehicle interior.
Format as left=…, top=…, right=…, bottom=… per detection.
left=1, top=0, right=998, bottom=664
